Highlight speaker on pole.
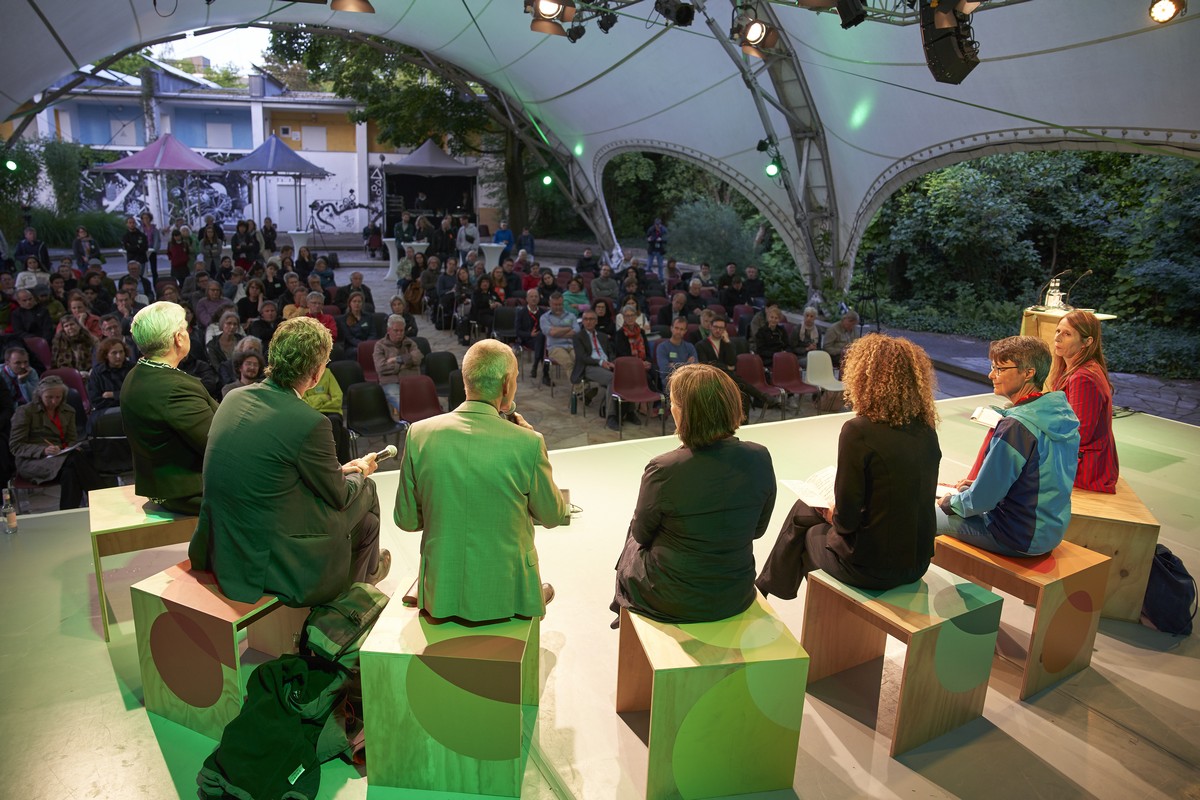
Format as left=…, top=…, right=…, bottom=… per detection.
left=920, top=4, right=979, bottom=85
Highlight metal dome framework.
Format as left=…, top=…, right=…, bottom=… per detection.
left=2, top=0, right=1197, bottom=291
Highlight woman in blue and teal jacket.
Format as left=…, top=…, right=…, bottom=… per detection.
left=938, top=335, right=1080, bottom=556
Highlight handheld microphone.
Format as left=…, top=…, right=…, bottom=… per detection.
left=1062, top=269, right=1093, bottom=308
left=1033, top=269, right=1072, bottom=309
left=368, top=444, right=399, bottom=464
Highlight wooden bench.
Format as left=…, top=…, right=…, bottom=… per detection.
left=933, top=536, right=1110, bottom=700
left=803, top=565, right=1002, bottom=756
left=130, top=560, right=308, bottom=740
left=360, top=602, right=539, bottom=797
left=616, top=593, right=808, bottom=799
left=1066, top=477, right=1161, bottom=621
left=89, top=485, right=197, bottom=642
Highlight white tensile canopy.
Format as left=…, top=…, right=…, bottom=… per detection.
left=1, top=1, right=1196, bottom=287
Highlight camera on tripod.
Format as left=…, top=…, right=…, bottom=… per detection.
left=308, top=201, right=320, bottom=210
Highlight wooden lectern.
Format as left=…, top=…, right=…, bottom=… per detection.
left=1021, top=307, right=1117, bottom=350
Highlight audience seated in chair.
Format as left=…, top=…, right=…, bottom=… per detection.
left=374, top=314, right=424, bottom=417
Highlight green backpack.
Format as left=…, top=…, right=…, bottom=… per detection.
left=299, top=582, right=390, bottom=670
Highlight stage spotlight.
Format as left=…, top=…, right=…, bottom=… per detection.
left=1149, top=0, right=1186, bottom=22
left=835, top=0, right=866, bottom=29
left=598, top=10, right=619, bottom=32
left=756, top=138, right=771, bottom=153
left=655, top=0, right=696, bottom=27
left=765, top=159, right=781, bottom=178
left=731, top=7, right=779, bottom=57
left=542, top=174, right=554, bottom=186
left=330, top=0, right=376, bottom=12
left=566, top=24, right=587, bottom=42
left=4, top=160, right=17, bottom=172
left=531, top=0, right=576, bottom=36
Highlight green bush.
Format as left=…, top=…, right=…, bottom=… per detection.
left=42, top=139, right=84, bottom=215
left=666, top=198, right=758, bottom=270
left=1103, top=323, right=1200, bottom=379
left=27, top=207, right=126, bottom=248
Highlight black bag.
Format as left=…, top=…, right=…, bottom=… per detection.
left=1141, top=544, right=1197, bottom=636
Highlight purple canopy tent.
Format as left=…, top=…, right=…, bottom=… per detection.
left=93, top=133, right=224, bottom=231
left=220, top=134, right=330, bottom=231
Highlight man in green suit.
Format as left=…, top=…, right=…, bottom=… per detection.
left=396, top=339, right=568, bottom=622
left=122, top=302, right=218, bottom=514
left=190, top=317, right=389, bottom=607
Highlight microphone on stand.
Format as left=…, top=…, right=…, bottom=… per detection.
left=1032, top=269, right=1072, bottom=309
left=1062, top=269, right=1093, bottom=309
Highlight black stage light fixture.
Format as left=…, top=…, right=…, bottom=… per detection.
left=566, top=23, right=587, bottom=42
left=530, top=0, right=577, bottom=36
left=835, top=0, right=867, bottom=29
left=919, top=3, right=979, bottom=84
left=1149, top=0, right=1186, bottom=22
left=731, top=6, right=779, bottom=58
left=598, top=10, right=619, bottom=32
left=655, top=0, right=696, bottom=27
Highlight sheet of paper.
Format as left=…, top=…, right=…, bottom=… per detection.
left=782, top=465, right=837, bottom=508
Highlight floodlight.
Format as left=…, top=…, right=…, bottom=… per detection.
left=835, top=0, right=866, bottom=29
left=566, top=24, right=587, bottom=42
left=655, top=0, right=696, bottom=27
left=330, top=0, right=376, bottom=13
left=1149, top=0, right=1186, bottom=22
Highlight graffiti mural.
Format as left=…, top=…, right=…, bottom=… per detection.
left=309, top=188, right=371, bottom=231
left=367, top=163, right=385, bottom=227
left=82, top=150, right=251, bottom=228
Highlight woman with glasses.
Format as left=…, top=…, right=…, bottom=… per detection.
left=938, top=336, right=1080, bottom=557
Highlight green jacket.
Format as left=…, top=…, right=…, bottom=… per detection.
left=190, top=379, right=376, bottom=606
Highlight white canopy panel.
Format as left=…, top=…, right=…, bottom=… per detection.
left=2, top=0, right=1197, bottom=282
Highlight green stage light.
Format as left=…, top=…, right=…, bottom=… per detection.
left=765, top=160, right=780, bottom=178
left=4, top=160, right=16, bottom=171
left=542, top=174, right=554, bottom=186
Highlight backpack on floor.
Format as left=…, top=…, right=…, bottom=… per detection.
left=1142, top=544, right=1197, bottom=636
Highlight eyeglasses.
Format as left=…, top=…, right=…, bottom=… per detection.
left=989, top=364, right=1020, bottom=375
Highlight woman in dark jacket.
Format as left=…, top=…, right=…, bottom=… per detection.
left=230, top=220, right=259, bottom=267
left=337, top=292, right=375, bottom=350
left=87, top=337, right=132, bottom=416
left=753, top=306, right=789, bottom=364
left=757, top=334, right=942, bottom=596
left=10, top=375, right=106, bottom=509
left=611, top=364, right=776, bottom=626
left=52, top=314, right=96, bottom=374
left=246, top=301, right=280, bottom=353
left=470, top=276, right=501, bottom=339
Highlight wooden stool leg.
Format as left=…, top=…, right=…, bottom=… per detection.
left=616, top=608, right=653, bottom=712
left=891, top=615, right=997, bottom=756
left=1021, top=562, right=1107, bottom=699
left=802, top=579, right=887, bottom=682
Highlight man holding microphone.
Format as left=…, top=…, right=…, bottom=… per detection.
left=189, top=316, right=388, bottom=607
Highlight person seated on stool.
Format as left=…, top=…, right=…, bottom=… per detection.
left=189, top=316, right=389, bottom=607
left=10, top=375, right=109, bottom=509
left=611, top=364, right=776, bottom=628
left=757, top=335, right=942, bottom=597
left=395, top=339, right=568, bottom=622
left=122, top=302, right=219, bottom=514
left=937, top=335, right=1080, bottom=557
left=1047, top=310, right=1118, bottom=493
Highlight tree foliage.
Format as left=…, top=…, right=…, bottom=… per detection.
left=42, top=139, right=84, bottom=215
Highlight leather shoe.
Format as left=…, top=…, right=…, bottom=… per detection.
left=541, top=582, right=555, bottom=606
left=367, top=549, right=392, bottom=585
left=606, top=416, right=621, bottom=431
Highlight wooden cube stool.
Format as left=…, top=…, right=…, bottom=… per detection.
left=360, top=601, right=539, bottom=797
left=803, top=565, right=1002, bottom=756
left=89, top=485, right=198, bottom=642
left=1066, top=477, right=1161, bottom=621
left=933, top=536, right=1111, bottom=699
left=130, top=560, right=307, bottom=740
left=616, top=593, right=809, bottom=799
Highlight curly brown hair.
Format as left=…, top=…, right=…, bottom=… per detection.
left=841, top=334, right=939, bottom=429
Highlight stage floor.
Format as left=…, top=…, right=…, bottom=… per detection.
left=1, top=394, right=1196, bottom=799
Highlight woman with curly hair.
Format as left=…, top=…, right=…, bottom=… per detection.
left=1046, top=310, right=1118, bottom=493
left=757, top=334, right=942, bottom=595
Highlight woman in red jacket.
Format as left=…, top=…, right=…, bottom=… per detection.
left=1047, top=310, right=1119, bottom=493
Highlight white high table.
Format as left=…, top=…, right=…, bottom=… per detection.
left=287, top=230, right=308, bottom=252
left=479, top=242, right=506, bottom=268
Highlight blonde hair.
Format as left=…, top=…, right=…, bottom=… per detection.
left=842, top=334, right=939, bottom=429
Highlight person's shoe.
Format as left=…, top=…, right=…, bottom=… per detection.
left=367, top=549, right=392, bottom=585
left=606, top=416, right=621, bottom=431
left=542, top=373, right=552, bottom=387
left=624, top=412, right=642, bottom=425
left=610, top=616, right=620, bottom=630
left=541, top=582, right=555, bottom=606
left=584, top=386, right=599, bottom=405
